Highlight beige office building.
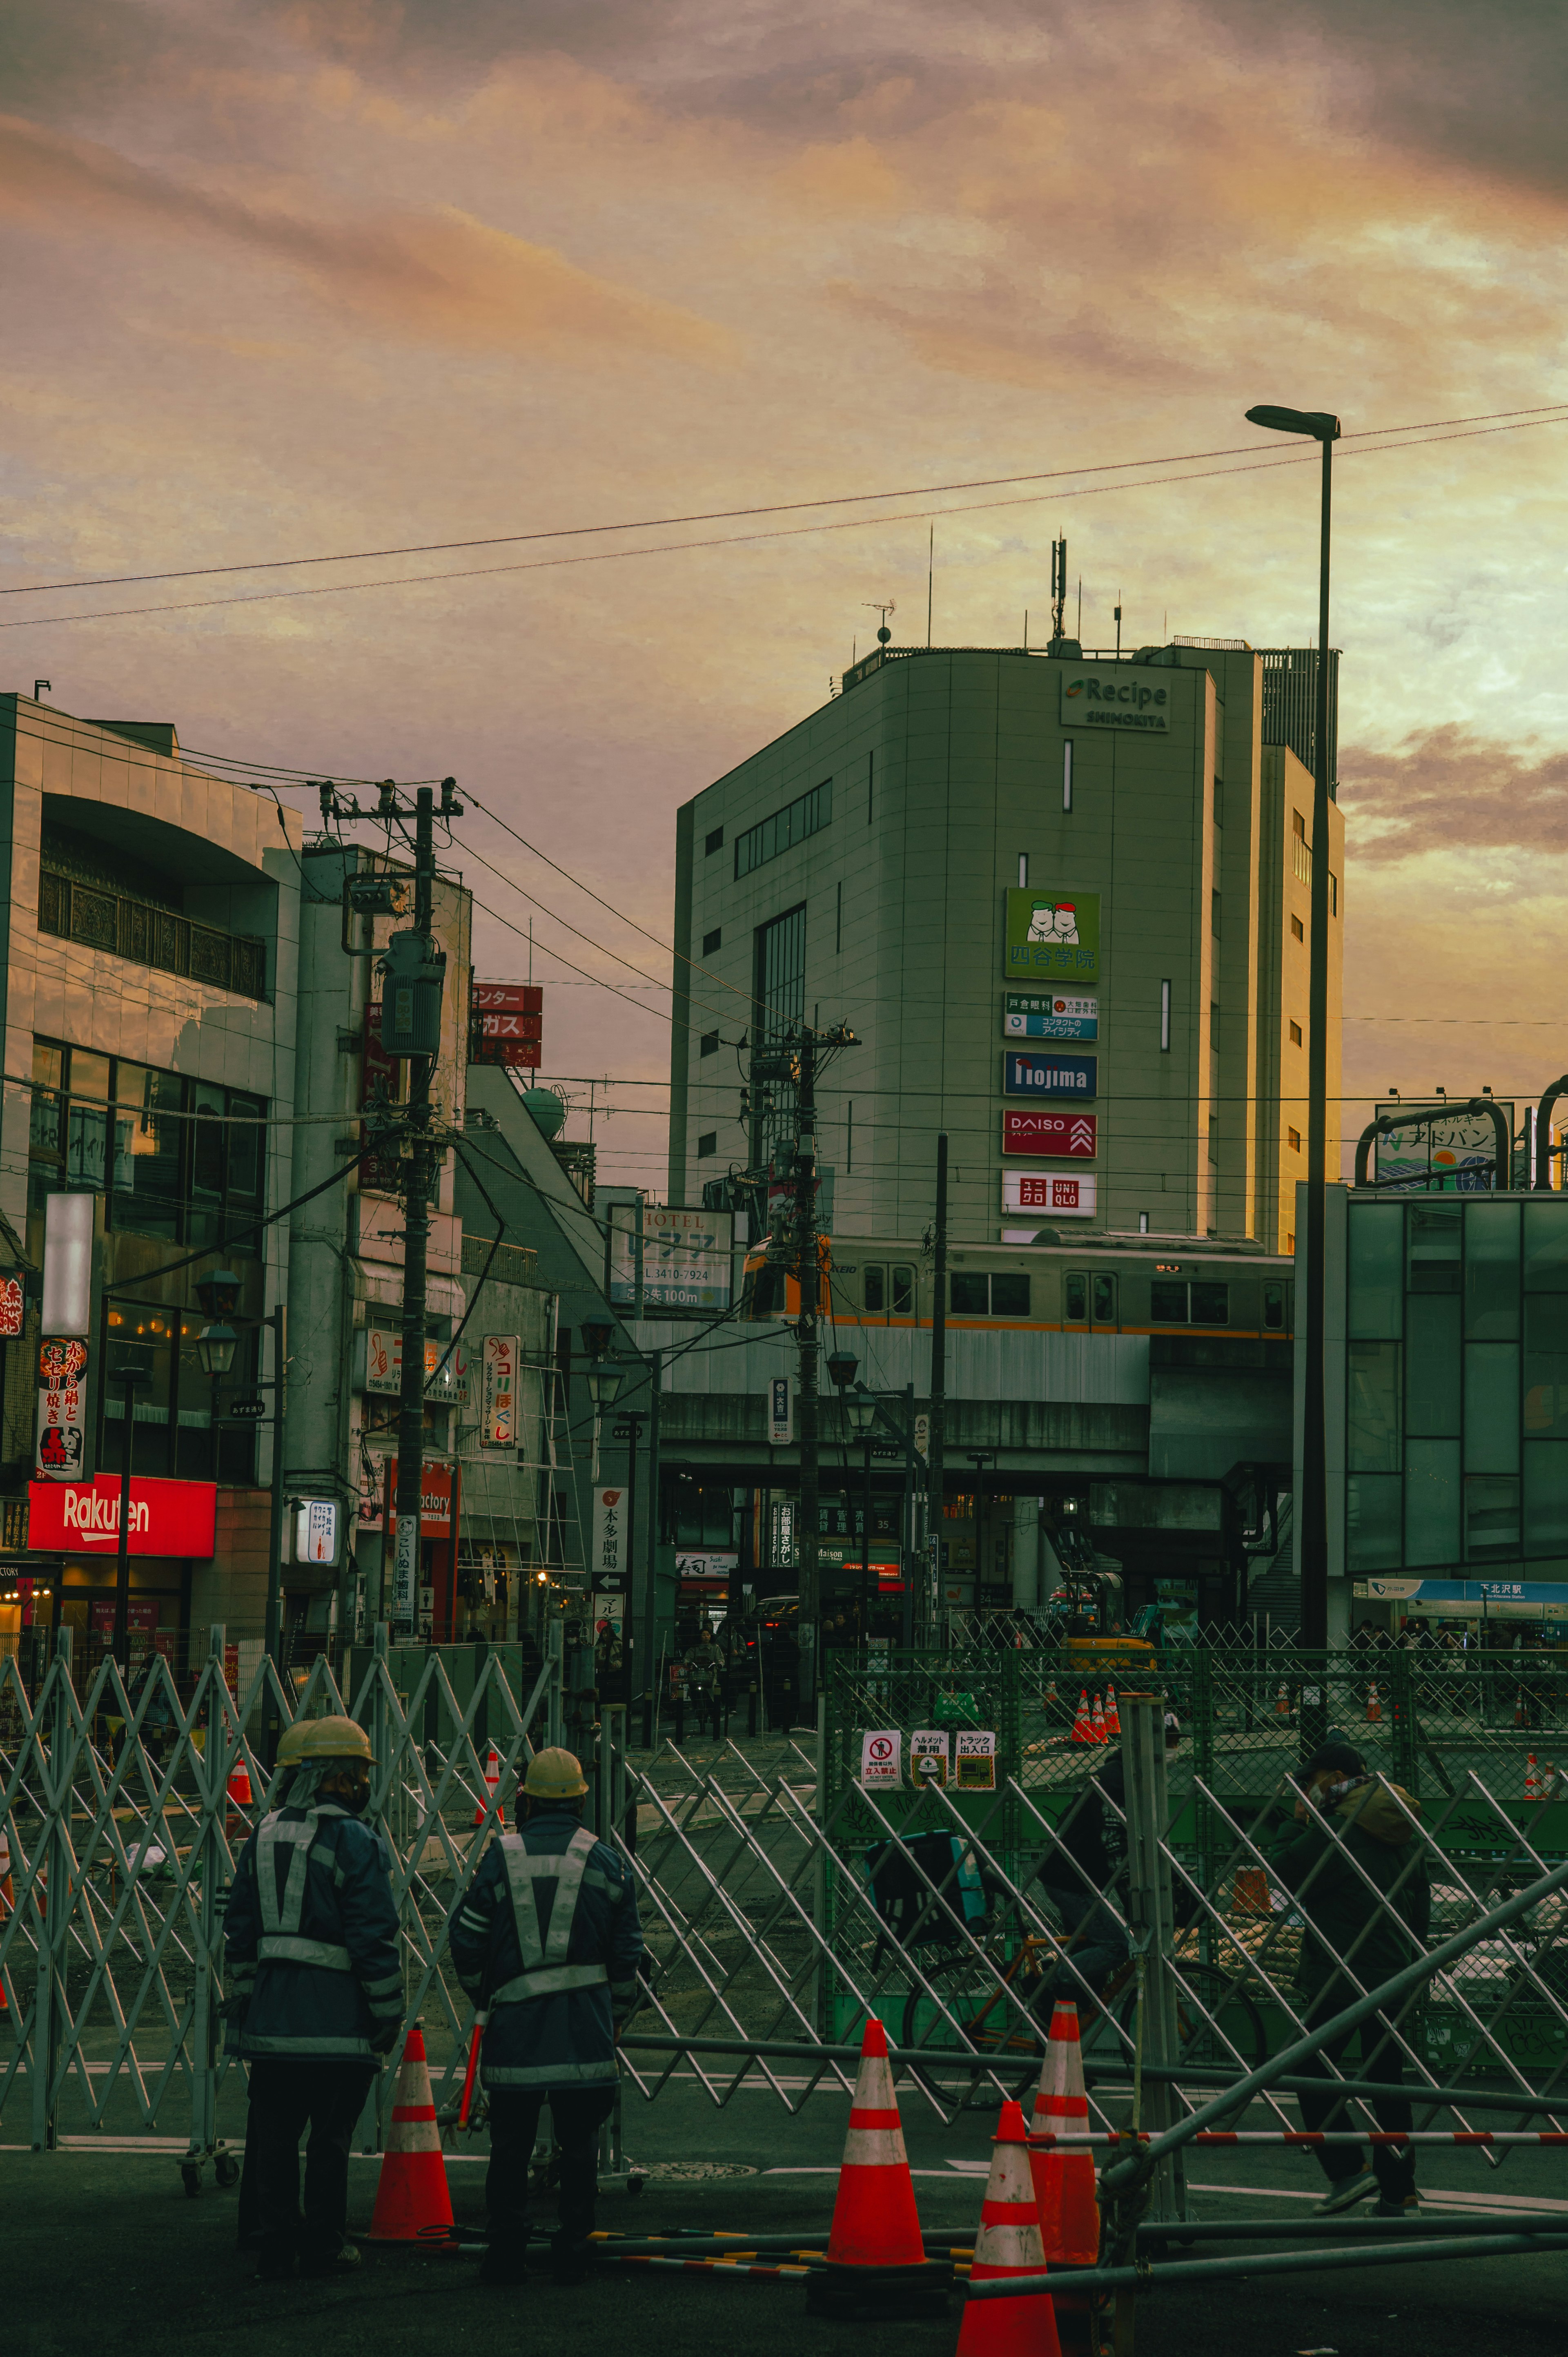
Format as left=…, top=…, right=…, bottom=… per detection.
left=668, top=638, right=1342, bottom=1251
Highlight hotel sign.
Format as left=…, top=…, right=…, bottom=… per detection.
left=1059, top=662, right=1172, bottom=732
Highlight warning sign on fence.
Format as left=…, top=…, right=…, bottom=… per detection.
left=954, top=1728, right=998, bottom=1790
left=911, top=1730, right=951, bottom=1786
left=860, top=1730, right=902, bottom=1787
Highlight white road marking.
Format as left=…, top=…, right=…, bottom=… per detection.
left=1188, top=2181, right=1568, bottom=2217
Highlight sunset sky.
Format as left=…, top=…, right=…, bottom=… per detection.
left=4, top=1, right=1567, bottom=1195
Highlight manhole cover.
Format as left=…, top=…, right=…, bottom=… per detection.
left=637, top=2161, right=759, bottom=2181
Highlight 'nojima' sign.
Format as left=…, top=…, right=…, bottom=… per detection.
left=1003, top=1051, right=1096, bottom=1098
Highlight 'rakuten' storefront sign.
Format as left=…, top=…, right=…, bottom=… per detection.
left=28, top=1474, right=218, bottom=1558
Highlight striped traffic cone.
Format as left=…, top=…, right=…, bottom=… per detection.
left=225, top=1753, right=252, bottom=1843
left=957, top=2098, right=1061, bottom=2357
left=368, top=2026, right=453, bottom=2241
left=1068, top=1691, right=1094, bottom=1746
left=1365, top=1682, right=1383, bottom=1725
left=1102, top=1686, right=1120, bottom=1740
left=472, top=1744, right=501, bottom=1827
left=1275, top=1683, right=1291, bottom=1721
left=1089, top=1693, right=1107, bottom=1746
left=1526, top=1755, right=1541, bottom=1801
left=806, top=2018, right=951, bottom=2319
left=1027, top=2003, right=1098, bottom=2350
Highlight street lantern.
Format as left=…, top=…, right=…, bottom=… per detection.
left=194, top=1269, right=243, bottom=1318
left=586, top=1362, right=623, bottom=1412
left=846, top=1385, right=880, bottom=1438
left=827, top=1350, right=860, bottom=1393
left=196, top=1322, right=238, bottom=1378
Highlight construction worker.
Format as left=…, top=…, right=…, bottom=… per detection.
left=450, top=1746, right=644, bottom=2287
left=224, top=1716, right=403, bottom=2281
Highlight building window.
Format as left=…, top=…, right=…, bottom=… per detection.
left=29, top=1037, right=266, bottom=1249
left=1292, top=809, right=1312, bottom=884
left=38, top=821, right=267, bottom=1001
left=705, top=825, right=724, bottom=856
left=951, top=1273, right=1031, bottom=1318
left=1207, top=1115, right=1219, bottom=1165
left=697, top=1131, right=717, bottom=1158
left=1330, top=871, right=1339, bottom=916
left=1191, top=1281, right=1229, bottom=1325
left=1213, top=775, right=1224, bottom=827
left=1018, top=853, right=1029, bottom=888
left=1288, top=1126, right=1302, bottom=1152
left=1160, top=979, right=1171, bottom=1053
left=1062, top=741, right=1074, bottom=813
left=1210, top=1003, right=1220, bottom=1053
left=702, top=927, right=722, bottom=957
left=1291, top=914, right=1304, bottom=942
left=734, top=780, right=833, bottom=880
left=1210, top=890, right=1221, bottom=936
left=1289, top=1020, right=1303, bottom=1046
left=751, top=903, right=807, bottom=1174
left=699, top=1031, right=719, bottom=1057
left=1150, top=1281, right=1189, bottom=1323
left=1287, top=1231, right=1295, bottom=1254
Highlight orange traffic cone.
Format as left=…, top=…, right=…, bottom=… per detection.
left=1365, top=1682, right=1383, bottom=1725
left=1526, top=1754, right=1541, bottom=1801
left=1089, top=1693, right=1107, bottom=1746
left=807, top=2018, right=951, bottom=2320
left=1028, top=2002, right=1098, bottom=2263
left=225, top=1753, right=252, bottom=1841
left=1231, top=1867, right=1270, bottom=1918
left=368, top=2025, right=453, bottom=2241
left=1275, top=1683, right=1292, bottom=1721
left=957, top=2098, right=1061, bottom=2357
left=1102, top=1686, right=1120, bottom=1740
left=1068, top=1691, right=1094, bottom=1746
left=472, top=1744, right=501, bottom=1827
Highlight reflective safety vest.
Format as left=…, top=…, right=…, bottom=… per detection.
left=255, top=1812, right=354, bottom=1972
left=491, top=1826, right=609, bottom=2006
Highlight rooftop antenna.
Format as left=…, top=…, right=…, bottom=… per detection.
left=1114, top=597, right=1122, bottom=657
left=1050, top=540, right=1068, bottom=644
left=864, top=598, right=895, bottom=647
left=1076, top=577, right=1082, bottom=638
left=927, top=523, right=934, bottom=647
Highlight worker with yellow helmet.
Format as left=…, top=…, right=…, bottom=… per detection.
left=450, top=1744, right=644, bottom=2286
left=224, top=1715, right=402, bottom=2281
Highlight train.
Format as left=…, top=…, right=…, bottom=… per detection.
left=742, top=1230, right=1295, bottom=1339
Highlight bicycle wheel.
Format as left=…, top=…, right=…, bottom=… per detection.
left=900, top=1952, right=1047, bottom=2107
left=1114, top=1960, right=1267, bottom=2115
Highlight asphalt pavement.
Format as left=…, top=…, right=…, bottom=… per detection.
left=8, top=2076, right=1568, bottom=2357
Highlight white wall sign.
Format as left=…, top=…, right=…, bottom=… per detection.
left=954, top=1728, right=998, bottom=1790
left=592, top=1486, right=627, bottom=1583
left=36, top=1337, right=89, bottom=1481
left=768, top=1377, right=793, bottom=1447
left=294, top=1498, right=340, bottom=1566
left=365, top=1329, right=442, bottom=1396
left=860, top=1729, right=902, bottom=1787
left=1002, top=1172, right=1097, bottom=1218
left=910, top=1729, right=951, bottom=1786
left=392, top=1519, right=418, bottom=1621
left=481, top=1334, right=519, bottom=1447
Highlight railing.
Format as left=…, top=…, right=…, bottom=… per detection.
left=38, top=871, right=267, bottom=1001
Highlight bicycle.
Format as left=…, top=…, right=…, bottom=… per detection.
left=898, top=1913, right=1268, bottom=2109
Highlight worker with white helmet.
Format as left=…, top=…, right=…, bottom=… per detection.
left=450, top=1745, right=644, bottom=2287
left=224, top=1715, right=402, bottom=2281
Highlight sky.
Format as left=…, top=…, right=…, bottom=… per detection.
left=3, top=0, right=1567, bottom=1196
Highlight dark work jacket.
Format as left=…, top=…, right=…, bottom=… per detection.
left=1269, top=1780, right=1431, bottom=2009
left=450, top=1807, right=644, bottom=2091
left=225, top=1803, right=402, bottom=2060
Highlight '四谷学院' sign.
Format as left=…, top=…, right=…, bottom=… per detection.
left=1059, top=662, right=1172, bottom=732
left=1004, top=887, right=1100, bottom=983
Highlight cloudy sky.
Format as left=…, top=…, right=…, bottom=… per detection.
left=4, top=1, right=1566, bottom=1193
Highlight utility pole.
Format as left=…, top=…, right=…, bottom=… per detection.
left=392, top=784, right=436, bottom=1638
left=793, top=1027, right=821, bottom=1721
left=927, top=1135, right=948, bottom=1635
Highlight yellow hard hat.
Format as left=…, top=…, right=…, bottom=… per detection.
left=277, top=1715, right=372, bottom=1767
left=523, top=1745, right=588, bottom=1799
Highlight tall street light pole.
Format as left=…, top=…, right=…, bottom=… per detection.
left=1245, top=403, right=1341, bottom=1653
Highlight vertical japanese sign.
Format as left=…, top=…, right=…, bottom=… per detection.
left=36, top=1338, right=88, bottom=1479
left=0, top=1276, right=23, bottom=1336
left=592, top=1486, right=626, bottom=1582
left=768, top=1377, right=793, bottom=1446
left=481, top=1335, right=519, bottom=1447
left=393, top=1519, right=418, bottom=1623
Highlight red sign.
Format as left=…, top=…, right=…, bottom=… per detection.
left=1002, top=1110, right=1097, bottom=1159
left=28, top=1474, right=218, bottom=1558
left=472, top=983, right=542, bottom=1070
left=360, top=1002, right=403, bottom=1194
left=0, top=1276, right=23, bottom=1337
left=388, top=1461, right=453, bottom=1536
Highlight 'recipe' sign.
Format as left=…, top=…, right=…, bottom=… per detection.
left=27, top=1474, right=218, bottom=1558
left=1059, top=661, right=1173, bottom=732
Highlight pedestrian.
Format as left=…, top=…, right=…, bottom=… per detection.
left=1030, top=1748, right=1130, bottom=2016
left=223, top=1716, right=403, bottom=2280
left=450, top=1746, right=645, bottom=2287
left=682, top=1624, right=726, bottom=1739
left=1268, top=1740, right=1430, bottom=2217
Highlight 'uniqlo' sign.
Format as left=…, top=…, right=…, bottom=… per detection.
left=1003, top=1172, right=1098, bottom=1217
left=472, top=983, right=543, bottom=1070
left=28, top=1473, right=218, bottom=1557
left=1002, top=1110, right=1097, bottom=1159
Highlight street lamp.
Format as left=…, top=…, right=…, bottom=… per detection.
left=847, top=1385, right=880, bottom=1632
left=1245, top=400, right=1341, bottom=1654
left=107, top=1341, right=153, bottom=1668
left=195, top=1322, right=238, bottom=1378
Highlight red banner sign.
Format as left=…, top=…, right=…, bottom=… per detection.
left=28, top=1474, right=218, bottom=1558
left=388, top=1461, right=454, bottom=1535
left=1002, top=1110, right=1098, bottom=1159
left=472, top=983, right=542, bottom=1070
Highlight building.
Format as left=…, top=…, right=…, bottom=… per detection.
left=668, top=637, right=1343, bottom=1252
left=1306, top=1180, right=1568, bottom=1640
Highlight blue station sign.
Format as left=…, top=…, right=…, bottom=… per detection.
left=1003, top=1051, right=1097, bottom=1099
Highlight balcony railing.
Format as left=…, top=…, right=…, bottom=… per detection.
left=38, top=871, right=267, bottom=1000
